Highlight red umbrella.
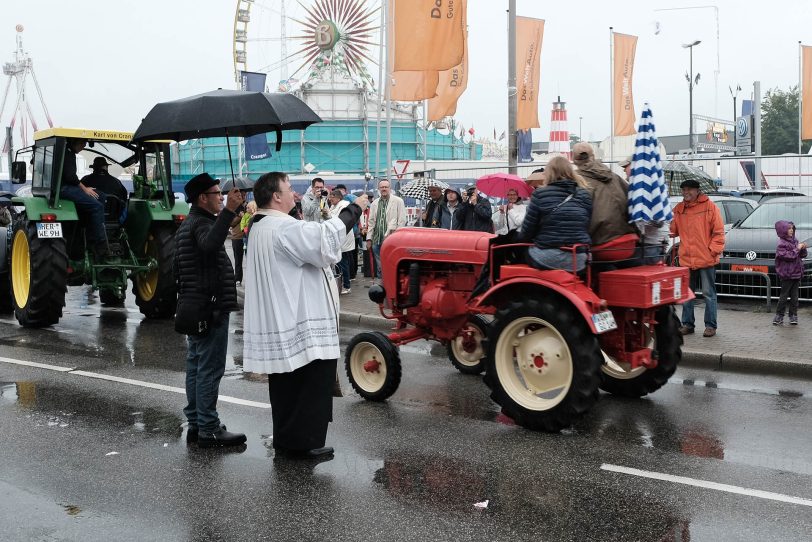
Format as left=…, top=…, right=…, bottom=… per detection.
left=476, top=173, right=532, bottom=199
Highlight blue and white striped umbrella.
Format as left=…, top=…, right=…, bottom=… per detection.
left=628, top=104, right=673, bottom=224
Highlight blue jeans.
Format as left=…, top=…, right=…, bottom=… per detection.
left=372, top=244, right=383, bottom=279
left=681, top=267, right=717, bottom=330
left=60, top=185, right=107, bottom=245
left=339, top=250, right=353, bottom=289
left=183, top=314, right=230, bottom=432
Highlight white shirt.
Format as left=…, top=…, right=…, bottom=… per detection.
left=242, top=209, right=346, bottom=374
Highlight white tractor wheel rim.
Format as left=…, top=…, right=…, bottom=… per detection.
left=494, top=316, right=573, bottom=411
left=350, top=341, right=388, bottom=393
left=451, top=324, right=485, bottom=366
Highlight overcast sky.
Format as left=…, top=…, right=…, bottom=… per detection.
left=3, top=0, right=811, bottom=146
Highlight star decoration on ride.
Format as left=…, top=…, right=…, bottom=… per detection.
left=291, top=0, right=379, bottom=89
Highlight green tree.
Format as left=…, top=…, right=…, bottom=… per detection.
left=761, top=86, right=811, bottom=155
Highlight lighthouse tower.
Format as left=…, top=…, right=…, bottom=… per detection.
left=547, top=96, right=571, bottom=160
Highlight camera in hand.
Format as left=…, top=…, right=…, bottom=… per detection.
left=320, top=189, right=329, bottom=197
left=466, top=187, right=476, bottom=196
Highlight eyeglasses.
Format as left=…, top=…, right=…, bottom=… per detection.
left=202, top=190, right=222, bottom=196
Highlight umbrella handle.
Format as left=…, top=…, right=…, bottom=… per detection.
left=275, top=127, right=282, bottom=152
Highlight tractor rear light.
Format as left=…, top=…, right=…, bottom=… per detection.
left=40, top=213, right=57, bottom=222
left=173, top=214, right=186, bottom=224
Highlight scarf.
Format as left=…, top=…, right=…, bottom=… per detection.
left=372, top=197, right=389, bottom=245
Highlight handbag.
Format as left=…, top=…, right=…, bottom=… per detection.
left=174, top=294, right=217, bottom=336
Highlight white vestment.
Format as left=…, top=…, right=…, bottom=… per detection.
left=242, top=209, right=345, bottom=374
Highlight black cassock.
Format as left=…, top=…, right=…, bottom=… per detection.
left=268, top=358, right=337, bottom=451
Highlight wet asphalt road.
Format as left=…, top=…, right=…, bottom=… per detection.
left=1, top=287, right=811, bottom=541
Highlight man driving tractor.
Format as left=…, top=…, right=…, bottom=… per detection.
left=60, top=138, right=109, bottom=259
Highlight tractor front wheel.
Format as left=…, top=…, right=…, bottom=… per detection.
left=447, top=314, right=490, bottom=375
left=485, top=299, right=602, bottom=432
left=10, top=218, right=68, bottom=327
left=599, top=306, right=682, bottom=398
left=345, top=332, right=402, bottom=401
left=133, top=227, right=177, bottom=319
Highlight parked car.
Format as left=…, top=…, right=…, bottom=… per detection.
left=739, top=188, right=806, bottom=205
left=666, top=194, right=757, bottom=265
left=718, top=196, right=812, bottom=300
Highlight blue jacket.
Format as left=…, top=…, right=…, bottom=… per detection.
left=519, top=179, right=592, bottom=249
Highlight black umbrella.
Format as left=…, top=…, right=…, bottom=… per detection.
left=132, top=89, right=322, bottom=178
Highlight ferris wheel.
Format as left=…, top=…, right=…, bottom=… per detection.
left=232, top=0, right=382, bottom=92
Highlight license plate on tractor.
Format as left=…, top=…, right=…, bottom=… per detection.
left=591, top=311, right=618, bottom=333
left=36, top=222, right=63, bottom=238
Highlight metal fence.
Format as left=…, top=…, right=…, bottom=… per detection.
left=404, top=153, right=812, bottom=302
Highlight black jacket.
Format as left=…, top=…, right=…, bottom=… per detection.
left=81, top=171, right=128, bottom=200
left=453, top=198, right=494, bottom=232
left=520, top=180, right=592, bottom=249
left=174, top=206, right=239, bottom=314
left=61, top=149, right=80, bottom=187
left=421, top=198, right=445, bottom=228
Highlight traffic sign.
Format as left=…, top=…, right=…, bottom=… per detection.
left=392, top=159, right=410, bottom=180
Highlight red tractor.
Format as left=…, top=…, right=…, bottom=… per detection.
left=344, top=228, right=693, bottom=432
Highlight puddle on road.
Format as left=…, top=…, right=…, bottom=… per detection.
left=0, top=380, right=184, bottom=439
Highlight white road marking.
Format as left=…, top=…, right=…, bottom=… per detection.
left=0, top=358, right=271, bottom=409
left=601, top=463, right=812, bottom=507
left=0, top=356, right=75, bottom=372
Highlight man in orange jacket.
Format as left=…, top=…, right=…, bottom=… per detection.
left=670, top=179, right=726, bottom=337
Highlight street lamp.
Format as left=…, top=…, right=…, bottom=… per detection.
left=579, top=116, right=583, bottom=142
left=683, top=40, right=702, bottom=154
left=729, top=84, right=741, bottom=149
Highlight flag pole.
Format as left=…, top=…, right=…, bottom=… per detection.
left=375, top=1, right=385, bottom=179
left=508, top=0, right=517, bottom=175
left=423, top=99, right=428, bottom=172
left=800, top=41, right=803, bottom=186
left=386, top=0, right=394, bottom=190
left=609, top=27, right=614, bottom=162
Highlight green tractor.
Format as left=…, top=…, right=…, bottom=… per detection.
left=6, top=128, right=189, bottom=327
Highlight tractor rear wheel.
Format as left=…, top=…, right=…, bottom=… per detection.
left=133, top=226, right=177, bottom=319
left=485, top=299, right=602, bottom=432
left=447, top=314, right=490, bottom=375
left=345, top=331, right=402, bottom=401
left=599, top=306, right=682, bottom=398
left=10, top=218, right=68, bottom=327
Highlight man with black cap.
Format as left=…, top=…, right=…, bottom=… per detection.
left=81, top=157, right=128, bottom=202
left=670, top=178, right=725, bottom=338
left=175, top=172, right=247, bottom=447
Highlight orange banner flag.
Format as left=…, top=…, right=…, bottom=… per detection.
left=613, top=32, right=638, bottom=136
left=390, top=71, right=440, bottom=101
left=516, top=17, right=544, bottom=131
left=803, top=45, right=812, bottom=140
left=393, top=0, right=466, bottom=72
left=428, top=1, right=468, bottom=121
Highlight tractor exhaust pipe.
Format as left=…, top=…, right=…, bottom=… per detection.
left=401, top=262, right=421, bottom=308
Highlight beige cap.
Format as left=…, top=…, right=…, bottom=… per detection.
left=571, top=142, right=594, bottom=163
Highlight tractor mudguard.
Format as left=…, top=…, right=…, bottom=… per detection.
left=11, top=197, right=79, bottom=221
left=473, top=276, right=606, bottom=335
left=125, top=199, right=189, bottom=254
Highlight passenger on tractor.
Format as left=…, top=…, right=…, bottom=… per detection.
left=519, top=156, right=593, bottom=274
left=81, top=157, right=129, bottom=223
left=60, top=138, right=109, bottom=259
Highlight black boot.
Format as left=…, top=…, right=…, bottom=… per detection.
left=197, top=427, right=247, bottom=448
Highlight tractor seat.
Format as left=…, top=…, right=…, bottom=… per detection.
left=591, top=233, right=638, bottom=262
left=103, top=195, right=127, bottom=225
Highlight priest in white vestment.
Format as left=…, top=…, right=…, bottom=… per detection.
left=242, top=172, right=367, bottom=460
